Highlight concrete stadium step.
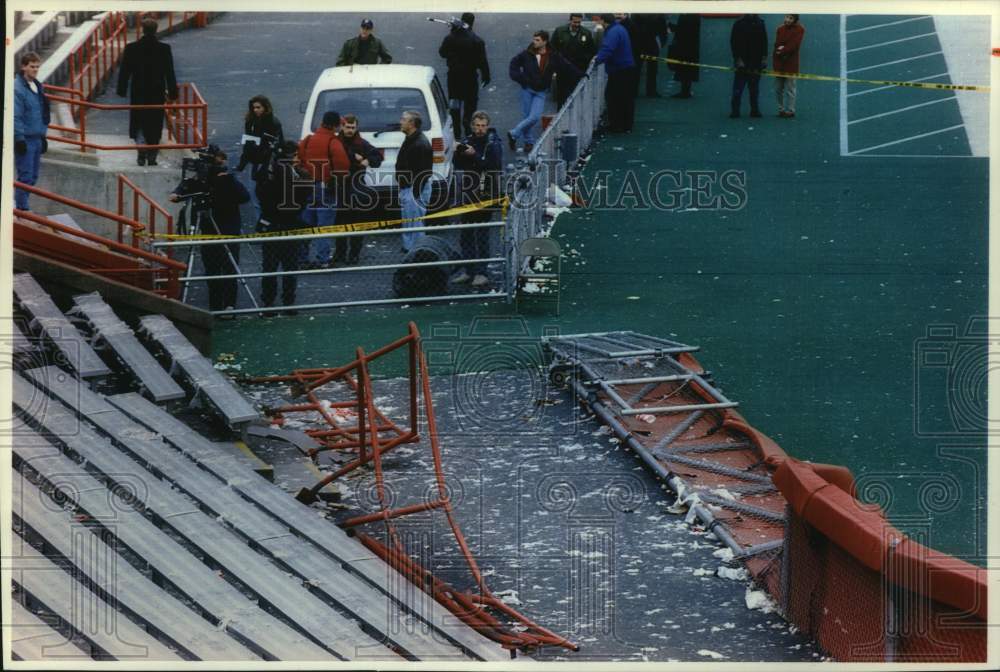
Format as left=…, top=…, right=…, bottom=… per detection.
left=13, top=273, right=111, bottom=378
left=12, top=430, right=332, bottom=661
left=69, top=292, right=185, bottom=402
left=139, top=314, right=259, bottom=427
left=12, top=474, right=260, bottom=661
left=13, top=371, right=402, bottom=661
left=105, top=390, right=510, bottom=661
left=24, top=368, right=480, bottom=661
left=11, top=531, right=183, bottom=661
left=7, top=599, right=90, bottom=661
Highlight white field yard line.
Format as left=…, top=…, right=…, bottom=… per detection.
left=849, top=123, right=965, bottom=155
left=840, top=15, right=848, bottom=156
left=844, top=15, right=932, bottom=34
left=847, top=95, right=956, bottom=125
left=933, top=16, right=990, bottom=157
left=845, top=31, right=937, bottom=53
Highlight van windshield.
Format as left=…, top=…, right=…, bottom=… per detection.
left=310, top=88, right=432, bottom=133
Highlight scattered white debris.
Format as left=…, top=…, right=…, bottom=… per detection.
left=745, top=586, right=779, bottom=613
left=546, top=206, right=572, bottom=220
left=692, top=568, right=713, bottom=577
left=626, top=295, right=641, bottom=300
left=713, top=547, right=735, bottom=561
left=697, top=649, right=726, bottom=659
left=711, top=487, right=740, bottom=501
left=494, top=589, right=522, bottom=606
left=718, top=565, right=750, bottom=581
left=636, top=414, right=656, bottom=424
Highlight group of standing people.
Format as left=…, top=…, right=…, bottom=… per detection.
left=729, top=14, right=806, bottom=118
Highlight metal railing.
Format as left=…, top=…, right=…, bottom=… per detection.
left=66, top=11, right=128, bottom=103
left=45, top=81, right=208, bottom=152
left=117, top=174, right=174, bottom=248
left=503, top=61, right=607, bottom=298
left=132, top=11, right=209, bottom=39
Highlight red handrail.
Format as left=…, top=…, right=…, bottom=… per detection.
left=117, top=174, right=174, bottom=249
left=15, top=181, right=146, bottom=236
left=44, top=83, right=208, bottom=152
left=67, top=12, right=128, bottom=104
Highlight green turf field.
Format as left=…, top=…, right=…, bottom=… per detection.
left=215, top=14, right=988, bottom=561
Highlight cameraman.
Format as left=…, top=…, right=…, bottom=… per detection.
left=169, top=147, right=249, bottom=315
left=257, top=141, right=308, bottom=314
left=451, top=110, right=503, bottom=288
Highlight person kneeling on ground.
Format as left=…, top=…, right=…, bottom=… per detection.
left=452, top=110, right=503, bottom=289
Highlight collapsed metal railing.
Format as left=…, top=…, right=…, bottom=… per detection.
left=248, top=323, right=577, bottom=652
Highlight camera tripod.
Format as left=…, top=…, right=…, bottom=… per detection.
left=178, top=194, right=259, bottom=312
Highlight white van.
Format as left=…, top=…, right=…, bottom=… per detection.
left=301, top=64, right=456, bottom=207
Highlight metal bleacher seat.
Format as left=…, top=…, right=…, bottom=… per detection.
left=69, top=292, right=185, bottom=402
left=138, top=314, right=259, bottom=426
left=13, top=273, right=111, bottom=378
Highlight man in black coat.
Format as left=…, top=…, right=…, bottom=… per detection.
left=439, top=12, right=491, bottom=137
left=334, top=113, right=383, bottom=264
left=257, top=141, right=308, bottom=314
left=730, top=14, right=768, bottom=118
left=116, top=18, right=178, bottom=166
left=668, top=14, right=701, bottom=98
left=632, top=14, right=668, bottom=97
left=396, top=110, right=434, bottom=253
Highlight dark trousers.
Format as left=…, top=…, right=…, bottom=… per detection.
left=202, top=243, right=240, bottom=311
left=459, top=206, right=493, bottom=275
left=634, top=56, right=659, bottom=96
left=132, top=109, right=165, bottom=161
left=448, top=76, right=479, bottom=137
left=556, top=72, right=583, bottom=109
left=731, top=70, right=761, bottom=114
left=334, top=194, right=380, bottom=262
left=606, top=68, right=636, bottom=132
left=261, top=240, right=299, bottom=306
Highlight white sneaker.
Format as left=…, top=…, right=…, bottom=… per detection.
left=471, top=274, right=490, bottom=287
left=451, top=271, right=471, bottom=284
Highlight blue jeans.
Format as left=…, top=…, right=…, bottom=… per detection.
left=400, top=182, right=432, bottom=253
left=510, top=88, right=547, bottom=146
left=15, top=137, right=43, bottom=210
left=300, top=181, right=337, bottom=264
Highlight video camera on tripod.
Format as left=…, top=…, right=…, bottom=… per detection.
left=176, top=143, right=226, bottom=200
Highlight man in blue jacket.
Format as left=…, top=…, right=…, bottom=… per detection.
left=507, top=30, right=583, bottom=153
left=594, top=14, right=636, bottom=133
left=14, top=52, right=51, bottom=211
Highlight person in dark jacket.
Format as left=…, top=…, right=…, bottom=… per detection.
left=236, top=94, right=284, bottom=222
left=594, top=14, right=636, bottom=133
left=337, top=18, right=392, bottom=66
left=169, top=148, right=249, bottom=314
left=632, top=14, right=668, bottom=97
left=439, top=12, right=491, bottom=137
left=451, top=110, right=503, bottom=288
left=551, top=14, right=597, bottom=108
left=334, top=113, right=383, bottom=264
left=14, top=52, right=50, bottom=211
left=730, top=14, right=768, bottom=118
left=668, top=14, right=701, bottom=98
left=116, top=18, right=178, bottom=166
left=396, top=110, right=433, bottom=253
left=507, top=30, right=583, bottom=153
left=257, top=141, right=307, bottom=314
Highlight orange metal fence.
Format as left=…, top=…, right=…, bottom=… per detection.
left=117, top=174, right=174, bottom=248
left=67, top=11, right=128, bottom=103
left=133, top=11, right=208, bottom=39
left=46, top=81, right=208, bottom=152
left=13, top=182, right=185, bottom=298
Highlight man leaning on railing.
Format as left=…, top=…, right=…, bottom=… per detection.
left=14, top=51, right=50, bottom=212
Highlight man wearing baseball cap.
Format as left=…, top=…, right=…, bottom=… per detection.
left=337, top=18, right=393, bottom=66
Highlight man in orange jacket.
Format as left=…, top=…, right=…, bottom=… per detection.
left=298, top=110, right=350, bottom=267
left=773, top=14, right=805, bottom=118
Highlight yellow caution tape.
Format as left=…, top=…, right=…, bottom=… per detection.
left=642, top=55, right=990, bottom=92
left=148, top=196, right=509, bottom=241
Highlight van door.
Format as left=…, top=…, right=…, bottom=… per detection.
left=430, top=75, right=454, bottom=175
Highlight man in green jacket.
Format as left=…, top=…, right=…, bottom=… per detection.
left=337, top=18, right=393, bottom=66
left=551, top=13, right=596, bottom=108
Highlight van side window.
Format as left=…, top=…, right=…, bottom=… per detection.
left=431, top=77, right=449, bottom=128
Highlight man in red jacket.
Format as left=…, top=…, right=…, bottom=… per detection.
left=773, top=14, right=805, bottom=118
left=298, top=110, right=350, bottom=267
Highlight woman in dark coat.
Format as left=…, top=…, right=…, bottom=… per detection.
left=668, top=14, right=701, bottom=98
left=236, top=95, right=284, bottom=221
left=116, top=18, right=178, bottom=165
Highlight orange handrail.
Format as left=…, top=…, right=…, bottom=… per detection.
left=44, top=82, right=208, bottom=152
left=117, top=174, right=174, bottom=250
left=67, top=12, right=128, bottom=104
left=15, top=181, right=147, bottom=236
